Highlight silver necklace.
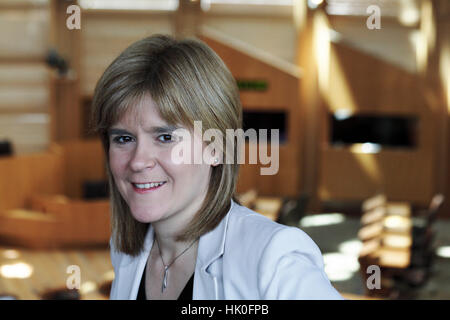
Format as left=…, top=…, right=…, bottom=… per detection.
left=154, top=237, right=198, bottom=293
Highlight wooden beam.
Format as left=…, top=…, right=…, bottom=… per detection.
left=48, top=0, right=83, bottom=142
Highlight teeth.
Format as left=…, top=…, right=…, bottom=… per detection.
left=134, top=182, right=164, bottom=189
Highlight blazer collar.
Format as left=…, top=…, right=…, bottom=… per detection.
left=115, top=200, right=235, bottom=299
left=193, top=200, right=235, bottom=299
left=120, top=199, right=235, bottom=271
left=196, top=200, right=234, bottom=272
left=114, top=227, right=154, bottom=299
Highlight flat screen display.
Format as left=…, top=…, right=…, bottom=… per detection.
left=330, top=113, right=418, bottom=148
left=243, top=110, right=287, bottom=144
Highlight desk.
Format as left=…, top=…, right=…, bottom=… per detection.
left=0, top=245, right=112, bottom=300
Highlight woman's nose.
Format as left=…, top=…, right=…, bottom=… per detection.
left=129, top=140, right=157, bottom=172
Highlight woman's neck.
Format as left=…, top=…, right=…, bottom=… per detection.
left=152, top=223, right=198, bottom=263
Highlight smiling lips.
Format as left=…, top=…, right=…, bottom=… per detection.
left=132, top=181, right=166, bottom=193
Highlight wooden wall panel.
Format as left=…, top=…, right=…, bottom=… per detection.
left=327, top=43, right=427, bottom=113
left=319, top=41, right=439, bottom=207
left=0, top=62, right=51, bottom=154
left=0, top=113, right=49, bottom=154
left=0, top=149, right=64, bottom=212
left=203, top=15, right=298, bottom=65
left=0, top=4, right=51, bottom=155
left=59, top=139, right=106, bottom=199
left=0, top=63, right=49, bottom=86
left=49, top=77, right=82, bottom=142
left=0, top=8, right=49, bottom=59
left=0, top=85, right=48, bottom=112
left=80, top=11, right=174, bottom=97
left=200, top=34, right=303, bottom=197
left=0, top=140, right=106, bottom=211
left=319, top=149, right=434, bottom=204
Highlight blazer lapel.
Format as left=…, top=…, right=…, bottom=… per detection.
left=193, top=200, right=234, bottom=299
left=113, top=200, right=235, bottom=300
left=114, top=227, right=154, bottom=299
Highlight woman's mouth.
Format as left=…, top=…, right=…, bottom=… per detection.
left=131, top=181, right=167, bottom=193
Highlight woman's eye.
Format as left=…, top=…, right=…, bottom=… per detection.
left=112, top=135, right=134, bottom=144
left=158, top=134, right=174, bottom=143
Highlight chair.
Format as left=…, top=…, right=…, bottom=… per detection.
left=358, top=195, right=414, bottom=298
left=410, top=194, right=444, bottom=268
left=358, top=237, right=411, bottom=299
left=392, top=194, right=445, bottom=288
left=412, top=194, right=444, bottom=237
left=362, top=194, right=387, bottom=212
left=361, top=200, right=411, bottom=226
left=277, top=193, right=309, bottom=226
left=410, top=194, right=444, bottom=256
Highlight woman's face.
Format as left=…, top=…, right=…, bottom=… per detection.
left=108, top=95, right=214, bottom=231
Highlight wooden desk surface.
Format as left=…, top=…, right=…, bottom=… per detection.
left=0, top=245, right=112, bottom=300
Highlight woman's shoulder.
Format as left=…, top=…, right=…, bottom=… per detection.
left=229, top=202, right=282, bottom=229
left=227, top=202, right=342, bottom=299
left=227, top=202, right=323, bottom=262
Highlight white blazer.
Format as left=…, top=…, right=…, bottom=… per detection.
left=109, top=200, right=343, bottom=300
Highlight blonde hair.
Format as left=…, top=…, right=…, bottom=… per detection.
left=91, top=34, right=242, bottom=256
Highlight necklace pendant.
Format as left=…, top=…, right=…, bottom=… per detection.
left=162, top=266, right=169, bottom=293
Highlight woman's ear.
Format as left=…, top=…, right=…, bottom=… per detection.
left=203, top=139, right=223, bottom=167
left=203, top=129, right=223, bottom=167
left=210, top=148, right=222, bottom=167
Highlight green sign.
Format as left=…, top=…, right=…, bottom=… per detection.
left=236, top=79, right=268, bottom=91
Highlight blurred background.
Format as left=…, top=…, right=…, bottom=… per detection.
left=0, top=0, right=449, bottom=300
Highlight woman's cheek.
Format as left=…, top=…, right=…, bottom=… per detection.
left=109, top=149, right=128, bottom=177
left=161, top=144, right=183, bottom=166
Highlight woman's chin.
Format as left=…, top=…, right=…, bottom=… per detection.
left=130, top=207, right=164, bottom=224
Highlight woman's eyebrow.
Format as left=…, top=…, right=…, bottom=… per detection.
left=148, top=125, right=180, bottom=134
left=108, top=128, right=132, bottom=136
left=108, top=125, right=179, bottom=136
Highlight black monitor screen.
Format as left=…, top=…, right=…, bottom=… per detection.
left=243, top=110, right=287, bottom=144
left=330, top=113, right=418, bottom=148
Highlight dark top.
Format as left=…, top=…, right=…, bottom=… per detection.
left=136, top=265, right=194, bottom=300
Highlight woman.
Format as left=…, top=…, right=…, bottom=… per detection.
left=91, top=34, right=342, bottom=300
